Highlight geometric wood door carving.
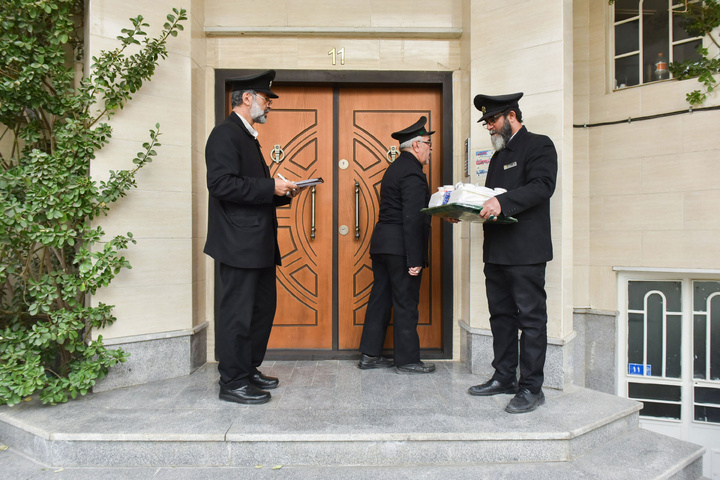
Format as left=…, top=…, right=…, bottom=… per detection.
left=259, top=86, right=334, bottom=349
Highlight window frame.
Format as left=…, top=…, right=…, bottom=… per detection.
left=617, top=269, right=720, bottom=427
left=611, top=0, right=704, bottom=90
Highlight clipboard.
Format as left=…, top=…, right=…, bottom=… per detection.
left=421, top=203, right=518, bottom=223
left=295, top=178, right=324, bottom=187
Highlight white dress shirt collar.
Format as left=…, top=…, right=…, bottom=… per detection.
left=234, top=111, right=258, bottom=139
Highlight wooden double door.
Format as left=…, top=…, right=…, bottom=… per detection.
left=249, top=85, right=444, bottom=352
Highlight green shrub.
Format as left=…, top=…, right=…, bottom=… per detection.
left=0, top=0, right=187, bottom=406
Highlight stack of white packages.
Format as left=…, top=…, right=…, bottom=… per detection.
left=428, top=185, right=455, bottom=207
left=428, top=183, right=506, bottom=208
left=447, top=183, right=506, bottom=206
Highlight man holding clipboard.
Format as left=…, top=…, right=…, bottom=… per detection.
left=204, top=70, right=302, bottom=405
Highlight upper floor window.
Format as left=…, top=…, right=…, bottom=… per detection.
left=613, top=0, right=703, bottom=88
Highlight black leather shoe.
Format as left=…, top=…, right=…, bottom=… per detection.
left=219, top=384, right=271, bottom=405
left=395, top=361, right=436, bottom=374
left=505, top=388, right=545, bottom=414
left=249, top=372, right=279, bottom=390
left=358, top=354, right=394, bottom=370
left=467, top=378, right=519, bottom=396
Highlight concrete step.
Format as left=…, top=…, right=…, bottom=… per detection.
left=1, top=390, right=641, bottom=467
left=572, top=428, right=704, bottom=480
left=1, top=430, right=705, bottom=480
left=0, top=361, right=706, bottom=478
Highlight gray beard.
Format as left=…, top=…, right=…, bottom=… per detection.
left=490, top=120, right=513, bottom=151
left=250, top=100, right=268, bottom=124
left=491, top=132, right=506, bottom=151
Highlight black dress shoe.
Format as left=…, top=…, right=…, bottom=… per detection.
left=249, top=372, right=279, bottom=390
left=358, top=354, right=394, bottom=370
left=505, top=388, right=545, bottom=414
left=395, top=361, right=436, bottom=374
left=219, top=384, right=271, bottom=405
left=467, top=378, right=519, bottom=396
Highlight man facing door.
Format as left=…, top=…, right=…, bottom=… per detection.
left=358, top=116, right=435, bottom=374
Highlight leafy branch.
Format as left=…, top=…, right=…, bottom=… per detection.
left=668, top=0, right=720, bottom=104
left=0, top=1, right=187, bottom=406
left=610, top=0, right=720, bottom=105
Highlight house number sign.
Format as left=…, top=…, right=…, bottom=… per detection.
left=328, top=47, right=345, bottom=65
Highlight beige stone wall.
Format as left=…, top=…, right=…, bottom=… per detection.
left=454, top=0, right=475, bottom=359
left=80, top=0, right=720, bottom=364
left=88, top=1, right=198, bottom=339
left=575, top=2, right=720, bottom=312
left=89, top=0, right=581, bottom=359
left=466, top=0, right=574, bottom=341
left=205, top=0, right=461, bottom=30
left=204, top=0, right=463, bottom=73
left=191, top=0, right=210, bottom=332
left=573, top=0, right=591, bottom=309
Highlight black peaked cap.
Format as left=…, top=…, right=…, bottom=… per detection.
left=473, top=92, right=523, bottom=122
left=227, top=70, right=279, bottom=98
left=390, top=116, right=435, bottom=144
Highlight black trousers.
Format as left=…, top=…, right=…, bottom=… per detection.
left=359, top=254, right=423, bottom=367
left=216, top=263, right=276, bottom=390
left=484, top=262, right=548, bottom=393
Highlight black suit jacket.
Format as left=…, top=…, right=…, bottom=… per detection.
left=370, top=151, right=431, bottom=267
left=203, top=113, right=290, bottom=268
left=483, top=126, right=557, bottom=265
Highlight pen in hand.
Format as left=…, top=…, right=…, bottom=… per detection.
left=277, top=173, right=297, bottom=197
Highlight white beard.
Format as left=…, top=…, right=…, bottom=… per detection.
left=490, top=120, right=512, bottom=152
left=250, top=99, right=268, bottom=124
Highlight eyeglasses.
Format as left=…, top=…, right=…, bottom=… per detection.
left=481, top=112, right=505, bottom=127
left=417, top=140, right=432, bottom=147
left=253, top=93, right=273, bottom=105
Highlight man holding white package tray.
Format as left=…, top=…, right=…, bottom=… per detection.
left=468, top=92, right=558, bottom=413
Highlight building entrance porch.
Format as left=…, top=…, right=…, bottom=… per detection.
left=213, top=70, right=455, bottom=358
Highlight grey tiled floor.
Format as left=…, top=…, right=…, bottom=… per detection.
left=3, top=360, right=689, bottom=479
left=1, top=360, right=583, bottom=442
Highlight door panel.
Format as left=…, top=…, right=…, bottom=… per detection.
left=337, top=87, right=444, bottom=350
left=257, top=86, right=334, bottom=349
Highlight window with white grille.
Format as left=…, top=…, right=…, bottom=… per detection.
left=620, top=277, right=720, bottom=424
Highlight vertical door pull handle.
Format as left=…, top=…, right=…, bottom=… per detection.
left=311, top=186, right=316, bottom=240
left=355, top=181, right=360, bottom=239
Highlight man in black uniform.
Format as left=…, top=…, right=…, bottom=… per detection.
left=467, top=93, right=558, bottom=413
left=204, top=70, right=300, bottom=404
left=358, top=116, right=435, bottom=374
